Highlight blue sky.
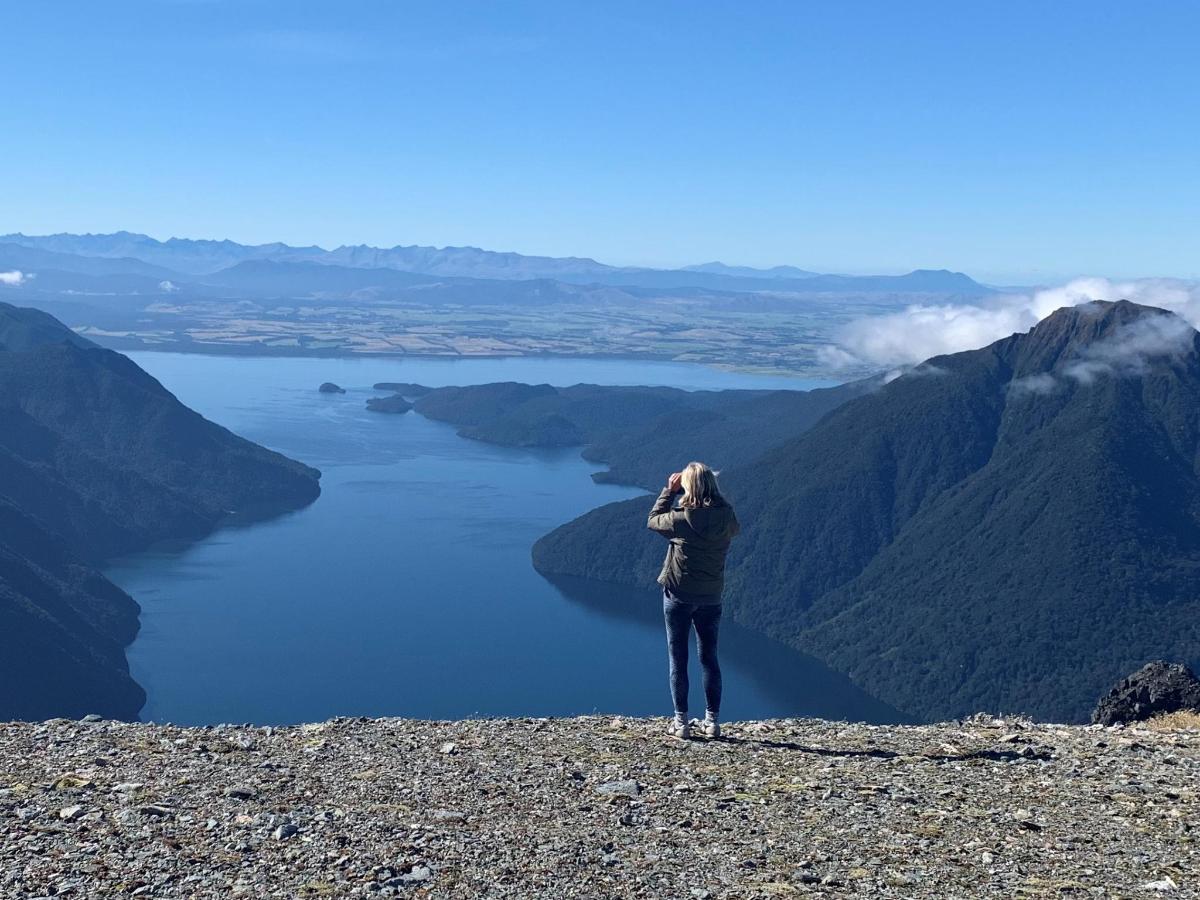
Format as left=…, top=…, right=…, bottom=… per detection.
left=3, top=1, right=1197, bottom=283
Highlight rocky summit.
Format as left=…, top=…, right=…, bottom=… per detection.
left=1, top=716, right=1196, bottom=898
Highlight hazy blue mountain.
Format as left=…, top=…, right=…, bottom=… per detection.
left=2, top=232, right=992, bottom=295
left=204, top=261, right=643, bottom=306
left=0, top=241, right=182, bottom=280
left=683, top=261, right=819, bottom=279
left=200, top=260, right=989, bottom=298
left=199, top=259, right=441, bottom=297
left=0, top=301, right=322, bottom=719
left=320, top=243, right=615, bottom=281
left=0, top=232, right=325, bottom=275
left=788, top=269, right=986, bottom=293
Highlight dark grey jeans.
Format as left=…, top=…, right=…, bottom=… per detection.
left=663, top=591, right=722, bottom=718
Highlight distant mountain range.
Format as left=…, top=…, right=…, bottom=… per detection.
left=403, top=301, right=1200, bottom=723
left=0, top=302, right=321, bottom=720
left=0, top=232, right=991, bottom=295
left=683, top=261, right=819, bottom=279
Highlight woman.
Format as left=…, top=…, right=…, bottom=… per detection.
left=647, top=461, right=740, bottom=739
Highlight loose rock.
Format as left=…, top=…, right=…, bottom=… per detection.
left=0, top=715, right=1197, bottom=897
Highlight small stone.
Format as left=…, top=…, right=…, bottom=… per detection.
left=1144, top=877, right=1178, bottom=892
left=224, top=786, right=257, bottom=800
left=596, top=779, right=641, bottom=798
left=401, top=866, right=432, bottom=884
left=273, top=823, right=300, bottom=840
left=440, top=742, right=457, bottom=755
left=139, top=804, right=174, bottom=818
left=58, top=805, right=84, bottom=821
left=81, top=714, right=104, bottom=723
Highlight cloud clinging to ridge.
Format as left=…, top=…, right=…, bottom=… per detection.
left=824, top=277, right=1200, bottom=370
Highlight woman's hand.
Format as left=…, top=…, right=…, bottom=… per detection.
left=667, top=471, right=683, bottom=493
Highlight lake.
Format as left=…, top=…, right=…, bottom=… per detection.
left=107, top=353, right=905, bottom=725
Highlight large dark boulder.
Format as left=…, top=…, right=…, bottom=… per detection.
left=318, top=382, right=346, bottom=394
left=1092, top=661, right=1200, bottom=725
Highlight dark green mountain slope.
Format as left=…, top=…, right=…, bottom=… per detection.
left=412, top=380, right=872, bottom=490
left=534, top=301, right=1200, bottom=722
left=0, top=302, right=322, bottom=719
left=0, top=499, right=144, bottom=720
left=0, top=302, right=321, bottom=561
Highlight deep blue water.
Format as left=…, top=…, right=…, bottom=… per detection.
left=106, top=353, right=903, bottom=725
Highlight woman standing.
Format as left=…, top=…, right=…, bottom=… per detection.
left=647, top=461, right=740, bottom=739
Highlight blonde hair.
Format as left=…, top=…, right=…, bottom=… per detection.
left=680, top=461, right=724, bottom=509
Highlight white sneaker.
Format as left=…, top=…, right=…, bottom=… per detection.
left=668, top=715, right=691, bottom=740
left=701, top=714, right=721, bottom=739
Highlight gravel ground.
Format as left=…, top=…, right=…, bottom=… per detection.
left=1, top=715, right=1196, bottom=898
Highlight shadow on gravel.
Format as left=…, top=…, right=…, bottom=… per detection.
left=722, top=736, right=1052, bottom=763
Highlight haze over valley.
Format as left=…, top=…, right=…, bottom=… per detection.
left=0, top=232, right=992, bottom=378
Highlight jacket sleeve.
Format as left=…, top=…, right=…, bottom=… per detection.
left=647, top=488, right=684, bottom=537
left=728, top=508, right=741, bottom=537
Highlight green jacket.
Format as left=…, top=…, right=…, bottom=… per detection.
left=647, top=487, right=740, bottom=600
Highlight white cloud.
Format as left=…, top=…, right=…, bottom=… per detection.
left=0, top=270, right=31, bottom=286
left=1008, top=373, right=1059, bottom=397
left=159, top=280, right=180, bottom=293
left=825, top=277, right=1200, bottom=370
left=1062, top=312, right=1196, bottom=384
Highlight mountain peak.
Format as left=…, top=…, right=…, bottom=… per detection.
left=1010, top=299, right=1195, bottom=377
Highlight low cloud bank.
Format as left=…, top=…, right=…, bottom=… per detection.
left=0, top=270, right=30, bottom=286
left=825, top=278, right=1200, bottom=370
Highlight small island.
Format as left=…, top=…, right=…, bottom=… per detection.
left=365, top=394, right=413, bottom=414
left=318, top=382, right=346, bottom=394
